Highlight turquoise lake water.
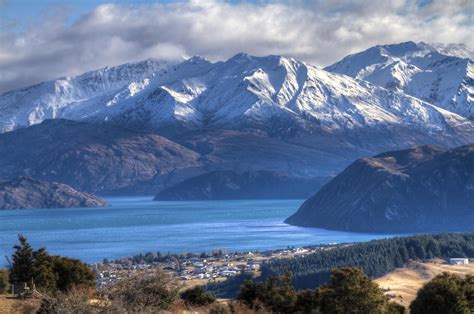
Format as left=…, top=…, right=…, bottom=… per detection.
left=0, top=197, right=395, bottom=266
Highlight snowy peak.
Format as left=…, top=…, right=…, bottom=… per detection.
left=326, top=42, right=474, bottom=119
left=0, top=52, right=473, bottom=147
left=0, top=58, right=171, bottom=132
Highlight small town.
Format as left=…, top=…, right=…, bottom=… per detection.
left=93, top=244, right=346, bottom=290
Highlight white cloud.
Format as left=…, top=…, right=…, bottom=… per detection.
left=0, top=0, right=472, bottom=93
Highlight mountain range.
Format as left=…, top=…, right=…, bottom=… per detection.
left=0, top=41, right=473, bottom=197
left=285, top=144, right=474, bottom=233
left=326, top=41, right=474, bottom=119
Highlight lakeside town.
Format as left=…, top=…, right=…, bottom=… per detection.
left=93, top=243, right=349, bottom=290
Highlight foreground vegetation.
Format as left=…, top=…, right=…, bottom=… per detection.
left=2, top=234, right=473, bottom=313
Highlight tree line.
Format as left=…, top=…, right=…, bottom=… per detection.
left=261, top=233, right=474, bottom=289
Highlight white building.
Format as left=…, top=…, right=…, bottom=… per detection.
left=449, top=258, right=469, bottom=265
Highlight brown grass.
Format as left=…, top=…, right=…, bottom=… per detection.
left=375, top=260, right=474, bottom=306
left=0, top=295, right=40, bottom=314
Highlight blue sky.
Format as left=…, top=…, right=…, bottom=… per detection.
left=0, top=0, right=471, bottom=93
left=2, top=0, right=179, bottom=26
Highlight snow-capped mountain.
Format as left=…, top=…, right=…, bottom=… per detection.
left=326, top=41, right=474, bottom=119
left=0, top=52, right=473, bottom=144
left=0, top=58, right=170, bottom=133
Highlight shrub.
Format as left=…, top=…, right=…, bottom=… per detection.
left=181, top=285, right=216, bottom=307
left=109, top=269, right=180, bottom=312
left=410, top=272, right=473, bottom=314
left=316, top=267, right=392, bottom=314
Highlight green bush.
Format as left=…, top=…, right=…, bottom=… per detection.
left=316, top=267, right=396, bottom=314
left=410, top=272, right=473, bottom=314
left=181, top=285, right=216, bottom=307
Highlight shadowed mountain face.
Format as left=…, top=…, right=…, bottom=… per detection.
left=0, top=118, right=472, bottom=196
left=0, top=177, right=106, bottom=209
left=154, top=170, right=330, bottom=200
left=0, top=119, right=357, bottom=195
left=285, top=144, right=474, bottom=233
left=0, top=119, right=205, bottom=195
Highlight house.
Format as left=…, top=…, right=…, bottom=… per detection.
left=449, top=258, right=469, bottom=265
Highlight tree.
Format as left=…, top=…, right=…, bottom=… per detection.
left=238, top=272, right=298, bottom=313
left=316, top=267, right=392, bottom=314
left=0, top=269, right=9, bottom=293
left=387, top=302, right=406, bottom=314
left=9, top=234, right=34, bottom=284
left=410, top=272, right=473, bottom=314
left=181, top=285, right=216, bottom=307
left=32, top=248, right=57, bottom=292
left=9, top=235, right=95, bottom=293
left=51, top=256, right=95, bottom=292
left=294, top=289, right=319, bottom=313
left=109, top=269, right=180, bottom=312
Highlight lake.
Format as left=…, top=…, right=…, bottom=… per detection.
left=0, top=197, right=395, bottom=266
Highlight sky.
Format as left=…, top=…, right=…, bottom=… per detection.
left=0, top=0, right=472, bottom=93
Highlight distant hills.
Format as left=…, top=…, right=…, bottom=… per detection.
left=154, top=170, right=329, bottom=200
left=0, top=177, right=106, bottom=209
left=286, top=144, right=474, bottom=233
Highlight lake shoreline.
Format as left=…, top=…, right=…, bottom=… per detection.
left=1, top=198, right=397, bottom=267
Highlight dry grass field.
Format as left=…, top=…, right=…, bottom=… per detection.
left=0, top=295, right=39, bottom=314
left=375, top=260, right=474, bottom=306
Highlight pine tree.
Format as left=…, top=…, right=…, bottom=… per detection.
left=10, top=234, right=34, bottom=284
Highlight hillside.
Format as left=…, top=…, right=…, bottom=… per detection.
left=0, top=120, right=205, bottom=195
left=207, top=233, right=474, bottom=297
left=260, top=233, right=474, bottom=290
left=286, top=144, right=474, bottom=233
left=375, top=260, right=474, bottom=306
left=154, top=170, right=329, bottom=200
left=0, top=177, right=106, bottom=209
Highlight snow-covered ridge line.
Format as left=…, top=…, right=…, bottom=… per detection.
left=0, top=47, right=473, bottom=146
left=326, top=41, right=474, bottom=119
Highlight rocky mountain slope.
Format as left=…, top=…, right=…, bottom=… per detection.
left=0, top=177, right=106, bottom=209
left=154, top=170, right=329, bottom=200
left=0, top=119, right=360, bottom=195
left=0, top=119, right=206, bottom=194
left=326, top=41, right=474, bottom=119
left=285, top=144, right=474, bottom=233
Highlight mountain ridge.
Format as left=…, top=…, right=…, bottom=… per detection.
left=326, top=41, right=474, bottom=119
left=1, top=49, right=473, bottom=144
